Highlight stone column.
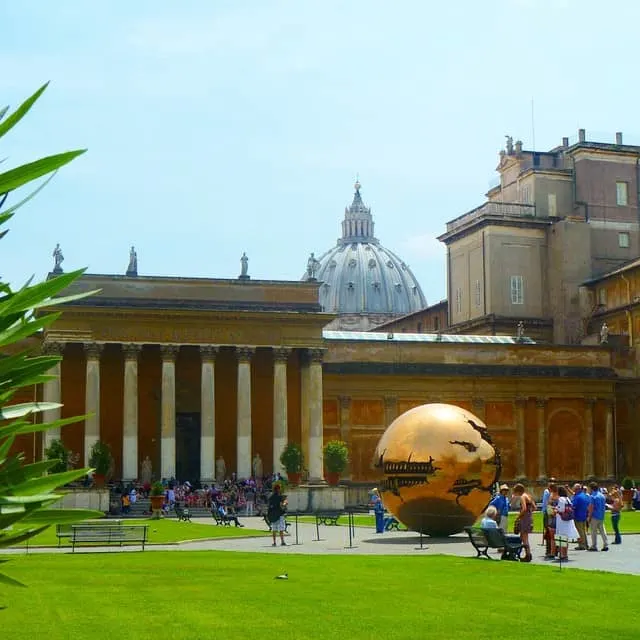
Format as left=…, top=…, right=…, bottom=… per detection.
left=236, top=347, right=254, bottom=480
left=339, top=396, right=352, bottom=479
left=300, top=355, right=311, bottom=467
left=200, top=346, right=218, bottom=482
left=584, top=398, right=595, bottom=479
left=514, top=396, right=526, bottom=481
left=604, top=399, right=615, bottom=480
left=384, top=395, right=398, bottom=427
left=42, top=341, right=64, bottom=452
left=160, top=344, right=178, bottom=479
left=308, top=348, right=325, bottom=483
left=535, top=397, right=547, bottom=481
left=83, top=342, right=103, bottom=466
left=272, top=347, right=290, bottom=475
left=472, top=397, right=486, bottom=423
left=122, top=343, right=142, bottom=481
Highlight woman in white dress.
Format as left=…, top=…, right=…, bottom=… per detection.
left=555, top=485, right=579, bottom=562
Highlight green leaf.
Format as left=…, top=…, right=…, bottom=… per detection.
left=0, top=82, right=48, bottom=140
left=0, top=571, right=26, bottom=588
left=22, top=509, right=104, bottom=524
left=0, top=311, right=61, bottom=349
left=8, top=468, right=91, bottom=496
left=0, top=401, right=61, bottom=420
left=0, top=150, right=86, bottom=195
left=0, top=524, right=48, bottom=548
left=0, top=171, right=57, bottom=218
left=12, top=414, right=88, bottom=436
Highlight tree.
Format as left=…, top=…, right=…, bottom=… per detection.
left=0, top=84, right=102, bottom=588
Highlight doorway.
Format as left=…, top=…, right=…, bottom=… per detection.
left=176, top=412, right=201, bottom=483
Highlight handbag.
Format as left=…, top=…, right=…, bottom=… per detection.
left=513, top=519, right=521, bottom=534
left=559, top=500, right=574, bottom=522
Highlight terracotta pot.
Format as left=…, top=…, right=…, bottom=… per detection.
left=93, top=474, right=106, bottom=488
left=326, top=472, right=341, bottom=486
left=622, top=489, right=634, bottom=511
left=149, top=495, right=165, bottom=519
left=287, top=472, right=302, bottom=485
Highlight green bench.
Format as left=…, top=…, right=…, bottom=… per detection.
left=70, top=523, right=148, bottom=552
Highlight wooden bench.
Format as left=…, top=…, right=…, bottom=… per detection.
left=212, top=511, right=231, bottom=526
left=70, top=524, right=148, bottom=552
left=56, top=520, right=122, bottom=547
left=464, top=526, right=523, bottom=561
left=174, top=505, right=191, bottom=522
left=315, top=511, right=342, bottom=526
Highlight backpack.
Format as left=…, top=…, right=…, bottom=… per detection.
left=559, top=500, right=574, bottom=521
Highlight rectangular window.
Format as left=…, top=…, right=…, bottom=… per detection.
left=520, top=185, right=531, bottom=204
left=474, top=280, right=481, bottom=307
left=616, top=181, right=628, bottom=206
left=597, top=288, right=607, bottom=306
left=548, top=193, right=557, bottom=216
left=455, top=288, right=462, bottom=313
left=510, top=275, right=524, bottom=305
left=619, top=232, right=630, bottom=248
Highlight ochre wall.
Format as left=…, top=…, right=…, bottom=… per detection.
left=60, top=343, right=86, bottom=465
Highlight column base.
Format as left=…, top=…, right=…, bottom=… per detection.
left=536, top=475, right=548, bottom=484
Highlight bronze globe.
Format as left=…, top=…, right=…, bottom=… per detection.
left=374, top=403, right=501, bottom=536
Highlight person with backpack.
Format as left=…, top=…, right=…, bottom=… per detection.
left=267, top=483, right=288, bottom=547
left=554, top=485, right=578, bottom=562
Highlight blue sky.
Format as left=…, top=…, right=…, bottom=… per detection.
left=2, top=0, right=638, bottom=305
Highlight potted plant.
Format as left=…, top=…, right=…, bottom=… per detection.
left=149, top=482, right=165, bottom=519
left=621, top=476, right=635, bottom=511
left=44, top=438, right=71, bottom=475
left=280, top=442, right=304, bottom=485
left=323, top=440, right=349, bottom=486
left=88, top=440, right=113, bottom=488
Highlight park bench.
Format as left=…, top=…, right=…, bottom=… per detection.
left=70, top=523, right=148, bottom=552
left=211, top=510, right=232, bottom=526
left=56, top=520, right=122, bottom=547
left=262, top=514, right=291, bottom=532
left=315, top=511, right=342, bottom=526
left=464, top=526, right=523, bottom=561
left=174, top=504, right=191, bottom=522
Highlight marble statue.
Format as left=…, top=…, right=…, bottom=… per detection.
left=306, top=252, right=320, bottom=280
left=252, top=453, right=263, bottom=479
left=516, top=321, right=525, bottom=341
left=216, top=455, right=226, bottom=484
left=141, top=456, right=152, bottom=484
left=127, top=245, right=138, bottom=276
left=600, top=322, right=609, bottom=344
left=239, top=252, right=249, bottom=278
left=505, top=135, right=514, bottom=155
left=52, top=243, right=64, bottom=274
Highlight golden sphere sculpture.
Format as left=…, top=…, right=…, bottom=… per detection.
left=374, top=403, right=501, bottom=536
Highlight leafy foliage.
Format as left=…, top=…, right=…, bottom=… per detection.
left=0, top=84, right=101, bottom=588
left=279, top=442, right=304, bottom=474
left=88, top=441, right=113, bottom=476
left=44, top=439, right=78, bottom=475
left=323, top=440, right=349, bottom=473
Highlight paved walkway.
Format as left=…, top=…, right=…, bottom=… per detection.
left=4, top=516, right=639, bottom=576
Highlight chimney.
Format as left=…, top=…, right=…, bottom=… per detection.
left=562, top=137, right=569, bottom=148
left=515, top=140, right=523, bottom=154
left=616, top=131, right=623, bottom=145
left=578, top=128, right=586, bottom=143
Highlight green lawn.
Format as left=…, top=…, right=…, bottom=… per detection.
left=15, top=518, right=267, bottom=548
left=303, top=511, right=640, bottom=534
left=1, top=552, right=638, bottom=639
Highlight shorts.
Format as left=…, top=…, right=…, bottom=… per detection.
left=270, top=516, right=285, bottom=532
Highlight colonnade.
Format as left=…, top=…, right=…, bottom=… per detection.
left=41, top=341, right=325, bottom=482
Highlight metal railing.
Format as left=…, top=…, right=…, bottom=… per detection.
left=446, top=201, right=538, bottom=232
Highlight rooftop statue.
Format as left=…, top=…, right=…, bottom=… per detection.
left=239, top=252, right=249, bottom=279
left=52, top=243, right=64, bottom=274
left=306, top=252, right=320, bottom=281
left=126, top=245, right=138, bottom=276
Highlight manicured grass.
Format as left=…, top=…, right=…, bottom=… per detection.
left=1, top=552, right=638, bottom=639
left=15, top=518, right=267, bottom=548
left=303, top=511, right=640, bottom=534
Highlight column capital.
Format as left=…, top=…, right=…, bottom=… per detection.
left=199, top=345, right=219, bottom=360
left=585, top=397, right=597, bottom=408
left=535, top=397, right=547, bottom=409
left=236, top=346, right=255, bottom=363
left=83, top=342, right=104, bottom=359
left=514, top=396, right=527, bottom=407
left=42, top=341, right=65, bottom=356
left=308, top=348, right=326, bottom=363
left=122, top=343, right=143, bottom=359
left=601, top=397, right=615, bottom=409
left=472, top=397, right=485, bottom=411
left=272, top=347, right=292, bottom=363
left=160, top=344, right=179, bottom=360
left=339, top=395, right=352, bottom=410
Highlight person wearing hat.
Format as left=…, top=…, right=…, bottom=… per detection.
left=369, top=488, right=385, bottom=534
left=489, top=484, right=510, bottom=532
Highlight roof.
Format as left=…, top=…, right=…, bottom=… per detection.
left=323, top=330, right=536, bottom=344
left=372, top=299, right=448, bottom=329
left=582, top=256, right=640, bottom=285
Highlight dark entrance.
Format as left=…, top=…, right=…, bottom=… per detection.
left=176, top=412, right=201, bottom=483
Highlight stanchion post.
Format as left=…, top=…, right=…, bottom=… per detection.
left=315, top=513, right=320, bottom=542
left=295, top=512, right=299, bottom=546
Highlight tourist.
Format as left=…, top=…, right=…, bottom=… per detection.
left=267, top=483, right=288, bottom=547
left=370, top=488, right=385, bottom=534
left=587, top=482, right=609, bottom=552
left=554, top=486, right=578, bottom=562
left=544, top=483, right=558, bottom=559
left=541, top=479, right=556, bottom=557
left=512, top=484, right=535, bottom=563
left=571, top=483, right=590, bottom=550
left=217, top=503, right=244, bottom=528
left=481, top=505, right=499, bottom=528
left=489, top=484, right=510, bottom=531
left=609, top=488, right=622, bottom=545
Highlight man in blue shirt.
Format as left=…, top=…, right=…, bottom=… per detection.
left=588, top=482, right=609, bottom=552
left=489, top=484, right=510, bottom=531
left=571, top=483, right=590, bottom=550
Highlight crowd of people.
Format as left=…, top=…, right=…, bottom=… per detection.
left=483, top=479, right=633, bottom=562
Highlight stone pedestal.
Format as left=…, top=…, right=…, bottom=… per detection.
left=285, top=484, right=345, bottom=513
left=52, top=489, right=110, bottom=512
